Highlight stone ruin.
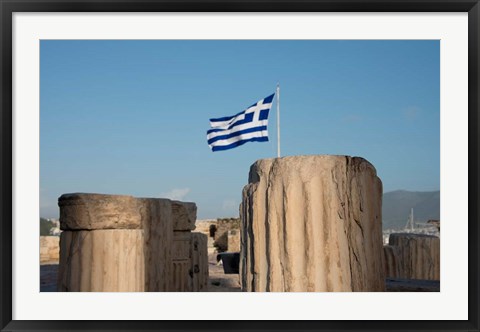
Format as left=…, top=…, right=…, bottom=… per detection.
left=384, top=233, right=440, bottom=280
left=194, top=219, right=240, bottom=254
left=240, top=155, right=386, bottom=292
left=53, top=157, right=439, bottom=293
left=210, top=218, right=240, bottom=253
left=57, top=193, right=208, bottom=292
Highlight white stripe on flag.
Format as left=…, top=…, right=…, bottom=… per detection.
left=208, top=130, right=268, bottom=148
left=209, top=113, right=246, bottom=128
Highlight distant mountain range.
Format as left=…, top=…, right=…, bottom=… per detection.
left=382, top=190, right=440, bottom=230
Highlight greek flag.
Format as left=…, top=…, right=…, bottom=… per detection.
left=207, top=93, right=275, bottom=152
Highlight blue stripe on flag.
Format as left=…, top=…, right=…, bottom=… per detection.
left=211, top=136, right=269, bottom=152
left=207, top=125, right=268, bottom=145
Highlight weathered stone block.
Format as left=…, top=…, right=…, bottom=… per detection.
left=172, top=201, right=197, bottom=231
left=240, top=155, right=385, bottom=292
left=59, top=193, right=142, bottom=230
left=385, top=233, right=440, bottom=280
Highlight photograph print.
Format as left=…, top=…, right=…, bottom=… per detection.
left=39, top=40, right=440, bottom=292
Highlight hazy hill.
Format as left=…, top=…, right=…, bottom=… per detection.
left=382, top=190, right=440, bottom=229
left=40, top=217, right=55, bottom=236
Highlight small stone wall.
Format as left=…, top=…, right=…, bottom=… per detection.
left=40, top=236, right=60, bottom=264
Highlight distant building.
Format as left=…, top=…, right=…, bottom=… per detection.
left=427, top=219, right=440, bottom=231
left=48, top=218, right=61, bottom=236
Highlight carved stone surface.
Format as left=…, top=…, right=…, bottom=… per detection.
left=171, top=231, right=192, bottom=291
left=191, top=233, right=209, bottom=292
left=240, top=155, right=385, bottom=292
left=384, top=233, right=440, bottom=280
left=169, top=232, right=209, bottom=291
left=57, top=193, right=207, bottom=292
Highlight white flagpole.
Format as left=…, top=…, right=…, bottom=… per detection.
left=276, top=83, right=280, bottom=158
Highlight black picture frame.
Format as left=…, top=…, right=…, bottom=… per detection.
left=1, top=1, right=478, bottom=331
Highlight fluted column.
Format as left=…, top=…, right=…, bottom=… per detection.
left=240, top=155, right=385, bottom=292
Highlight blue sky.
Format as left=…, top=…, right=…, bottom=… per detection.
left=40, top=40, right=440, bottom=219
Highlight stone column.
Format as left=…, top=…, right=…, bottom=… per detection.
left=385, top=233, right=440, bottom=280
left=240, top=155, right=385, bottom=292
left=57, top=193, right=207, bottom=292
left=57, top=194, right=145, bottom=292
